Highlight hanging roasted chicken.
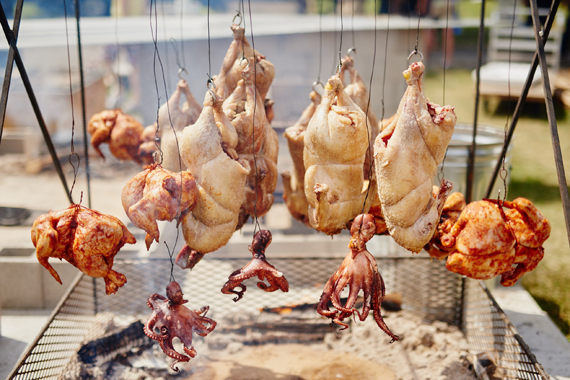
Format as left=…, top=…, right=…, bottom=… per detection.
left=144, top=281, right=216, bottom=371
left=373, top=62, right=456, bottom=252
left=282, top=90, right=321, bottom=226
left=121, top=163, right=198, bottom=250
left=159, top=79, right=202, bottom=171
left=223, top=66, right=278, bottom=228
left=175, top=90, right=250, bottom=269
left=443, top=197, right=550, bottom=286
left=31, top=204, right=135, bottom=295
left=304, top=74, right=373, bottom=235
left=318, top=214, right=399, bottom=342
left=88, top=109, right=144, bottom=162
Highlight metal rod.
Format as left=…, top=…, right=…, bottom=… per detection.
left=0, top=0, right=23, bottom=144
left=74, top=0, right=91, bottom=208
left=466, top=0, right=486, bottom=203
left=529, top=0, right=570, bottom=249
left=0, top=4, right=73, bottom=204
left=485, top=0, right=560, bottom=199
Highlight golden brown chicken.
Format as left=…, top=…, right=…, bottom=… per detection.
left=485, top=198, right=550, bottom=286
left=282, top=90, right=321, bottom=226
left=121, top=163, right=198, bottom=250
left=176, top=90, right=250, bottom=269
left=304, top=74, right=373, bottom=235
left=159, top=80, right=202, bottom=171
left=374, top=62, right=456, bottom=252
left=31, top=204, right=135, bottom=295
left=425, top=191, right=466, bottom=260
left=442, top=199, right=517, bottom=281
left=88, top=109, right=144, bottom=162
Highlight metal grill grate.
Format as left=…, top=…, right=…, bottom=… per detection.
left=8, top=256, right=549, bottom=380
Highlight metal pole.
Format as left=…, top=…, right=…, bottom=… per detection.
left=0, top=4, right=73, bottom=204
left=466, top=0, right=486, bottom=203
left=0, top=0, right=23, bottom=143
left=529, top=0, right=570, bottom=249
left=74, top=0, right=92, bottom=208
left=485, top=0, right=560, bottom=199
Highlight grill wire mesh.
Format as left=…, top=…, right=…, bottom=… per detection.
left=9, top=256, right=548, bottom=380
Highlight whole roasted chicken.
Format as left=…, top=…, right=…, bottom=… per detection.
left=223, top=66, right=279, bottom=226
left=304, top=74, right=372, bottom=235
left=159, top=79, right=202, bottom=171
left=443, top=197, right=550, bottom=286
left=374, top=62, right=456, bottom=252
left=176, top=90, right=250, bottom=269
left=282, top=90, right=321, bottom=226
left=31, top=204, right=135, bottom=295
left=121, top=163, right=198, bottom=250
left=88, top=109, right=144, bottom=162
left=318, top=214, right=399, bottom=342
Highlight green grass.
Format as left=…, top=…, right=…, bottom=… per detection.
left=422, top=68, right=570, bottom=341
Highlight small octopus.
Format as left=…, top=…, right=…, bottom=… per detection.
left=144, top=281, right=216, bottom=371
left=317, top=214, right=399, bottom=342
left=221, top=229, right=289, bottom=301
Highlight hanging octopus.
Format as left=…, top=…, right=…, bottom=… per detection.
left=317, top=214, right=399, bottom=342
left=221, top=229, right=289, bottom=302
left=144, top=281, right=216, bottom=371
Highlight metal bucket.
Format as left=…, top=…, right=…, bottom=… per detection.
left=436, top=123, right=512, bottom=201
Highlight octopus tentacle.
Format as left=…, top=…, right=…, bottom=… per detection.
left=159, top=339, right=190, bottom=372
left=143, top=317, right=167, bottom=341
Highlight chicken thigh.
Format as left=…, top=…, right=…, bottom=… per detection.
left=374, top=62, right=456, bottom=252
left=31, top=204, right=135, bottom=295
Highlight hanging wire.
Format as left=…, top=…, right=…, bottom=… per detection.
left=380, top=0, right=390, bottom=124
left=338, top=0, right=344, bottom=71
left=160, top=0, right=172, bottom=92
left=74, top=0, right=91, bottom=208
left=315, top=0, right=323, bottom=86
left=63, top=0, right=80, bottom=200
left=246, top=0, right=262, bottom=235
left=113, top=0, right=122, bottom=108
left=207, top=0, right=212, bottom=81
left=149, top=0, right=186, bottom=282
left=350, top=0, right=356, bottom=52
left=361, top=0, right=379, bottom=214
left=179, top=0, right=186, bottom=71
left=499, top=0, right=519, bottom=203
left=438, top=0, right=452, bottom=182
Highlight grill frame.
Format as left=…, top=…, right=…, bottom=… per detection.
left=8, top=255, right=549, bottom=380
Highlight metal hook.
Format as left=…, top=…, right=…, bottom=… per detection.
left=233, top=11, right=242, bottom=26
left=347, top=47, right=356, bottom=57
left=169, top=38, right=187, bottom=73
left=312, top=80, right=324, bottom=93
left=178, top=67, right=188, bottom=81
left=407, top=49, right=424, bottom=62
left=206, top=75, right=216, bottom=91
left=239, top=56, right=250, bottom=69
left=335, top=61, right=343, bottom=74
